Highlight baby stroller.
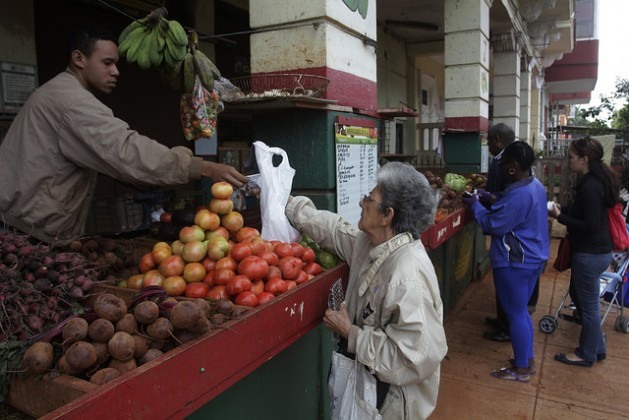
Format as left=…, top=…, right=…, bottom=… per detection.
left=539, top=251, right=629, bottom=334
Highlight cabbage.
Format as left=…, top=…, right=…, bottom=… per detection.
left=444, top=173, right=468, bottom=192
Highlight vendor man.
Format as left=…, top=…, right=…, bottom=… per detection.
left=0, top=27, right=248, bottom=246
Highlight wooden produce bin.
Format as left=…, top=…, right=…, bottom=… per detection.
left=8, top=264, right=349, bottom=419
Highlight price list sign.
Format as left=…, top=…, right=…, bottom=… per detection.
left=335, top=123, right=378, bottom=225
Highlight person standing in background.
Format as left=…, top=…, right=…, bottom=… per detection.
left=549, top=137, right=616, bottom=367
left=481, top=123, right=540, bottom=342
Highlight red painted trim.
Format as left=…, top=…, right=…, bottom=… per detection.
left=444, top=116, right=488, bottom=133
left=337, top=116, right=376, bottom=128
left=256, top=67, right=377, bottom=112
left=545, top=40, right=599, bottom=83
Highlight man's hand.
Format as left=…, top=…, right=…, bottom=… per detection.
left=201, top=161, right=249, bottom=188
left=323, top=301, right=352, bottom=339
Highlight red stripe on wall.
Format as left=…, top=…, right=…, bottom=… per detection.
left=444, top=116, right=488, bottom=133
left=337, top=116, right=376, bottom=127
left=254, top=67, right=377, bottom=112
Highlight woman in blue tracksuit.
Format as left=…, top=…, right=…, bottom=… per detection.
left=463, top=141, right=550, bottom=382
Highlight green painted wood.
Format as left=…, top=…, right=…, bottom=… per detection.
left=443, top=132, right=482, bottom=168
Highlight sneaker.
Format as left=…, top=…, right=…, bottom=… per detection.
left=483, top=330, right=511, bottom=342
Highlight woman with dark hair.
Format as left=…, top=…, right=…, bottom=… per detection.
left=286, top=162, right=448, bottom=419
left=548, top=136, right=618, bottom=367
left=463, top=141, right=549, bottom=382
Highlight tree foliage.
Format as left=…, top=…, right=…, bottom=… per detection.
left=576, top=78, right=629, bottom=132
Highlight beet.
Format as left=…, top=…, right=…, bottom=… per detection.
left=146, top=317, right=173, bottom=340
left=93, top=293, right=127, bottom=322
left=115, top=313, right=137, bottom=335
left=65, top=341, right=97, bottom=371
left=90, top=367, right=120, bottom=385
left=62, top=317, right=89, bottom=344
left=170, top=301, right=203, bottom=330
left=108, top=358, right=137, bottom=374
left=21, top=342, right=53, bottom=374
left=133, top=301, right=159, bottom=325
left=33, top=278, right=53, bottom=292
left=92, top=341, right=110, bottom=366
left=88, top=318, right=115, bottom=342
left=107, top=331, right=135, bottom=361
left=132, top=334, right=150, bottom=359
left=138, top=348, right=163, bottom=366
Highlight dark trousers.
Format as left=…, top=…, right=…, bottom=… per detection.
left=495, top=276, right=540, bottom=332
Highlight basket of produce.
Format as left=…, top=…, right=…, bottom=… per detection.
left=228, top=74, right=330, bottom=99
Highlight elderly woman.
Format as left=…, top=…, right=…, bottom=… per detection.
left=463, top=141, right=549, bottom=382
left=286, top=162, right=448, bottom=419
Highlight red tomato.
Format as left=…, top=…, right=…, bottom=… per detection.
left=201, top=257, right=216, bottom=273
left=301, top=247, right=316, bottom=263
left=216, top=256, right=238, bottom=271
left=303, top=262, right=323, bottom=276
left=225, top=275, right=252, bottom=296
left=257, top=291, right=275, bottom=305
left=265, top=277, right=288, bottom=294
left=163, top=276, right=186, bottom=296
left=238, top=256, right=269, bottom=280
left=294, top=270, right=309, bottom=285
left=230, top=243, right=253, bottom=261
left=207, top=285, right=227, bottom=300
left=267, top=265, right=282, bottom=280
left=246, top=237, right=266, bottom=254
left=185, top=282, right=210, bottom=298
left=257, top=250, right=279, bottom=266
left=235, top=227, right=260, bottom=243
left=279, top=256, right=303, bottom=280
left=274, top=243, right=293, bottom=258
left=290, top=242, right=305, bottom=258
left=202, top=270, right=215, bottom=287
left=160, top=212, right=173, bottom=223
left=235, top=291, right=259, bottom=307
left=213, top=268, right=235, bottom=285
left=285, top=280, right=297, bottom=291
left=251, top=279, right=265, bottom=295
left=139, top=252, right=156, bottom=273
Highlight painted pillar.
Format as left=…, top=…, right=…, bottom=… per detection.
left=443, top=0, right=490, bottom=173
left=492, top=36, right=521, bottom=139
left=249, top=0, right=377, bottom=113
left=530, top=72, right=543, bottom=150
left=519, top=57, right=532, bottom=143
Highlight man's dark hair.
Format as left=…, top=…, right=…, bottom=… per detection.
left=68, top=26, right=117, bottom=57
left=488, top=122, right=515, bottom=144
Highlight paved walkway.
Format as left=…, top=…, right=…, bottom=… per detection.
left=432, top=238, right=629, bottom=419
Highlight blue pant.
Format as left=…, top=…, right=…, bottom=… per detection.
left=493, top=264, right=545, bottom=369
left=570, top=252, right=611, bottom=362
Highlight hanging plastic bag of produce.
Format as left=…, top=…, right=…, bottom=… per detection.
left=180, top=75, right=222, bottom=141
left=253, top=141, right=301, bottom=243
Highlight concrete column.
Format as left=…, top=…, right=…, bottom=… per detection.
left=530, top=71, right=543, bottom=150
left=249, top=0, right=377, bottom=112
left=519, top=57, right=532, bottom=143
left=491, top=34, right=521, bottom=139
left=442, top=0, right=490, bottom=173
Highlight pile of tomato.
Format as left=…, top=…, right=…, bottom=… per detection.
left=121, top=182, right=325, bottom=307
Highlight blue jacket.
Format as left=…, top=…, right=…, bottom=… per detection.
left=470, top=177, right=550, bottom=269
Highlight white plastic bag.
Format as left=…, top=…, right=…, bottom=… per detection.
left=328, top=352, right=381, bottom=420
left=253, top=141, right=301, bottom=242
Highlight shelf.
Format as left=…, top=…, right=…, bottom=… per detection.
left=378, top=107, right=419, bottom=118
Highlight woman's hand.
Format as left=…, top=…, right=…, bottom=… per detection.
left=323, top=301, right=352, bottom=338
left=548, top=203, right=561, bottom=218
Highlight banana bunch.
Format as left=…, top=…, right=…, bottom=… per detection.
left=118, top=8, right=188, bottom=71
left=180, top=32, right=222, bottom=93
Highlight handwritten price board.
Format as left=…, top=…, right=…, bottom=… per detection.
left=335, top=123, right=378, bottom=225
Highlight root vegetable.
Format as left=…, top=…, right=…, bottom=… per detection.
left=65, top=341, right=97, bottom=371
left=170, top=301, right=203, bottom=330
left=213, top=298, right=234, bottom=316
left=92, top=341, right=110, bottom=366
left=115, top=313, right=137, bottom=335
left=58, top=355, right=83, bottom=375
left=133, top=301, right=159, bottom=325
left=93, top=293, right=127, bottom=322
left=132, top=334, right=150, bottom=359
left=107, top=331, right=135, bottom=361
left=193, top=298, right=212, bottom=318
left=62, top=318, right=89, bottom=344
left=21, top=342, right=54, bottom=374
left=108, top=358, right=137, bottom=374
left=210, top=313, right=229, bottom=326
left=88, top=318, right=115, bottom=342
left=90, top=367, right=120, bottom=385
left=146, top=317, right=173, bottom=340
left=138, top=348, right=163, bottom=366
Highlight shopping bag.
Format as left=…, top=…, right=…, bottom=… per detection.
left=179, top=75, right=221, bottom=141
left=607, top=203, right=629, bottom=251
left=553, top=236, right=571, bottom=272
left=328, top=352, right=381, bottom=420
left=253, top=141, right=301, bottom=242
